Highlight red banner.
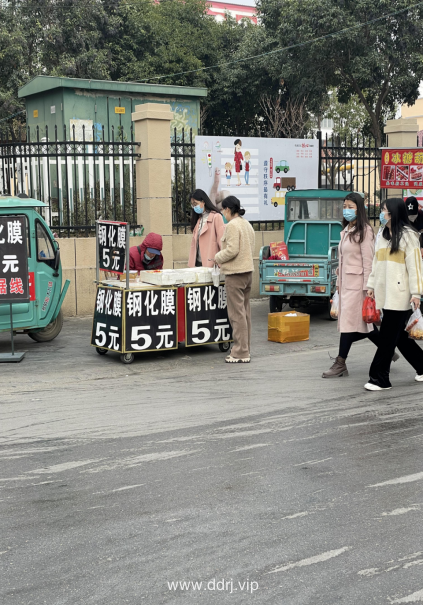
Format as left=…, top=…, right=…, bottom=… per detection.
left=381, top=148, right=423, bottom=189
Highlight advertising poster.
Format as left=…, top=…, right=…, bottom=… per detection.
left=195, top=136, right=318, bottom=221
left=381, top=148, right=423, bottom=189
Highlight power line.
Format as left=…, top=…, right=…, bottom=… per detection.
left=137, top=0, right=423, bottom=82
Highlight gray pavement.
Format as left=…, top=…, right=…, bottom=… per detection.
left=1, top=299, right=423, bottom=605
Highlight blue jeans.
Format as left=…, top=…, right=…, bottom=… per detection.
left=245, top=171, right=249, bottom=184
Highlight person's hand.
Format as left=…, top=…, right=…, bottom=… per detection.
left=336, top=286, right=339, bottom=292
left=367, top=289, right=375, bottom=298
left=411, top=296, right=421, bottom=309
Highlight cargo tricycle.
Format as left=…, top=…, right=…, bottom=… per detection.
left=259, top=189, right=347, bottom=315
left=0, top=195, right=70, bottom=341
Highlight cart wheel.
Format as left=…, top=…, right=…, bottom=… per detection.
left=96, top=347, right=108, bottom=355
left=120, top=353, right=135, bottom=364
left=219, top=341, right=231, bottom=353
left=270, top=296, right=284, bottom=313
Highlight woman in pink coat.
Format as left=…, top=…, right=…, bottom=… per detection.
left=323, top=192, right=388, bottom=378
left=188, top=189, right=225, bottom=268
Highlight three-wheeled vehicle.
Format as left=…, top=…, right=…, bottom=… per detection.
left=0, top=196, right=70, bottom=341
left=260, top=189, right=346, bottom=315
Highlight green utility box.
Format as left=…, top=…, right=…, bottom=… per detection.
left=19, top=76, right=207, bottom=141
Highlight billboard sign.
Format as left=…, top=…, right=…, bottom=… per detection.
left=195, top=136, right=319, bottom=221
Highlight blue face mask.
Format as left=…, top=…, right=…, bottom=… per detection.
left=380, top=211, right=388, bottom=226
left=343, top=208, right=356, bottom=222
left=194, top=205, right=204, bottom=215
left=144, top=253, right=153, bottom=262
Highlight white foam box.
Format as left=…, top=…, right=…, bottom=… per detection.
left=138, top=267, right=225, bottom=286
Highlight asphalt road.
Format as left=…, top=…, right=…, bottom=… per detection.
left=1, top=300, right=423, bottom=605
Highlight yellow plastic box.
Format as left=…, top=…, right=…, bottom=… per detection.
left=268, top=311, right=310, bottom=343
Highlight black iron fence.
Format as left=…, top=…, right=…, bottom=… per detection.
left=0, top=125, right=141, bottom=237
left=318, top=132, right=386, bottom=223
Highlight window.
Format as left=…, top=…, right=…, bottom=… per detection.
left=288, top=199, right=344, bottom=221
left=36, top=222, right=55, bottom=263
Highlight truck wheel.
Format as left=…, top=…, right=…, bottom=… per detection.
left=287, top=186, right=291, bottom=192
left=28, top=310, right=64, bottom=342
left=284, top=168, right=289, bottom=173
left=219, top=341, right=231, bottom=353
left=96, top=347, right=108, bottom=355
left=269, top=296, right=284, bottom=313
left=291, top=186, right=296, bottom=191
left=276, top=186, right=280, bottom=191
left=120, top=353, right=135, bottom=364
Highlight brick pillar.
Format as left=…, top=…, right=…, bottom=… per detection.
left=384, top=117, right=419, bottom=198
left=131, top=103, right=174, bottom=267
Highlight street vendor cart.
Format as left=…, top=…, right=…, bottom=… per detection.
left=91, top=221, right=232, bottom=363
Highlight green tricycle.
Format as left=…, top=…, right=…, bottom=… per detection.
left=260, top=189, right=348, bottom=315
left=0, top=196, right=70, bottom=341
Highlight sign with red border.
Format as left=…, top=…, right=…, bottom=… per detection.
left=381, top=148, right=423, bottom=189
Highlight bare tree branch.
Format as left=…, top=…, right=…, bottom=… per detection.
left=259, top=94, right=309, bottom=138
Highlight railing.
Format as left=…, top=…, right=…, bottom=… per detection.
left=318, top=132, right=386, bottom=223
left=0, top=125, right=141, bottom=237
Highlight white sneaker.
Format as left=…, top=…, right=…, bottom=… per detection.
left=415, top=375, right=423, bottom=382
left=364, top=382, right=392, bottom=391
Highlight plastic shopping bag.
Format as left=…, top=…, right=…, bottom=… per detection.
left=406, top=307, right=423, bottom=340
left=362, top=295, right=381, bottom=324
left=211, top=263, right=220, bottom=288
left=330, top=291, right=339, bottom=319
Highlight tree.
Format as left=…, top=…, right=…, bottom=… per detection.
left=258, top=0, right=423, bottom=147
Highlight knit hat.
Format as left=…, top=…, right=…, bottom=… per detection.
left=406, top=196, right=419, bottom=215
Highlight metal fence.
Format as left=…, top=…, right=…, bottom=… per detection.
left=318, top=132, right=386, bottom=223
left=0, top=125, right=141, bottom=236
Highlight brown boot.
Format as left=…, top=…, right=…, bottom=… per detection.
left=322, top=355, right=349, bottom=378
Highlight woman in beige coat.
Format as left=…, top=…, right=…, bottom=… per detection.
left=188, top=189, right=225, bottom=268
left=323, top=192, right=384, bottom=378
left=215, top=196, right=255, bottom=364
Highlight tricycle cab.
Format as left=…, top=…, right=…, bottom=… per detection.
left=0, top=196, right=70, bottom=341
left=260, top=189, right=351, bottom=313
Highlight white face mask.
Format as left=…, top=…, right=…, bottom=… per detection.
left=409, top=214, right=418, bottom=221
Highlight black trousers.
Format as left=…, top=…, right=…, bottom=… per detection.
left=339, top=327, right=379, bottom=359
left=369, top=309, right=423, bottom=388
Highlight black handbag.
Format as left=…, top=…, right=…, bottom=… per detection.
left=239, top=162, right=242, bottom=171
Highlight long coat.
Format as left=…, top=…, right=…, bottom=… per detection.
left=336, top=224, right=375, bottom=333
left=188, top=212, right=225, bottom=268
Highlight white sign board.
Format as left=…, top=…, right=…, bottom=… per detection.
left=195, top=136, right=318, bottom=221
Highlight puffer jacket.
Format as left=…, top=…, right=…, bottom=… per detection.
left=129, top=232, right=164, bottom=272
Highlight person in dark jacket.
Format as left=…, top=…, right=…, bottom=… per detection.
left=129, top=232, right=163, bottom=272
left=405, top=196, right=423, bottom=256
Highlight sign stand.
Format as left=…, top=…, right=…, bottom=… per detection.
left=0, top=303, right=25, bottom=362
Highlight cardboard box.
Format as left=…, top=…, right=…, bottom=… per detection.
left=268, top=311, right=310, bottom=343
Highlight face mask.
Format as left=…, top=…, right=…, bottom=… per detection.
left=380, top=211, right=388, bottom=226
left=144, top=253, right=152, bottom=262
left=193, top=205, right=204, bottom=215
left=409, top=214, right=418, bottom=222
left=222, top=213, right=228, bottom=224
left=343, top=208, right=356, bottom=222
